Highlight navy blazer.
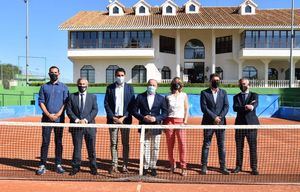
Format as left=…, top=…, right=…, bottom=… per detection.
left=104, top=83, right=135, bottom=124
left=200, top=88, right=229, bottom=125
left=133, top=92, right=168, bottom=135
left=233, top=92, right=260, bottom=125
left=66, top=92, right=98, bottom=132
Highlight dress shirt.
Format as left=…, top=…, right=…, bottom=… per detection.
left=115, top=83, right=124, bottom=116
left=211, top=88, right=219, bottom=103
left=147, top=93, right=155, bottom=110
left=75, top=92, right=88, bottom=123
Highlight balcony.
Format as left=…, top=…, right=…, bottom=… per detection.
left=239, top=48, right=300, bottom=59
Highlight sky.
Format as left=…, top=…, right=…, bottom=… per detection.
left=0, top=0, right=299, bottom=82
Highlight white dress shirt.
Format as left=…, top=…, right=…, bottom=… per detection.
left=211, top=89, right=219, bottom=103
left=115, top=83, right=124, bottom=116
left=147, top=93, right=155, bottom=110
left=75, top=91, right=88, bottom=123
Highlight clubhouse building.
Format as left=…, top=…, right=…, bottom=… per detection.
left=60, top=0, right=300, bottom=87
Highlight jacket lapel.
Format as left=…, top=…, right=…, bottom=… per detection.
left=245, top=92, right=252, bottom=104
left=75, top=92, right=80, bottom=112
left=208, top=89, right=216, bottom=107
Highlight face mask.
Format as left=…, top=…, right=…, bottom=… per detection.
left=171, top=83, right=181, bottom=91
left=239, top=85, right=248, bottom=92
left=116, top=76, right=125, bottom=85
left=147, top=86, right=156, bottom=95
left=211, top=80, right=220, bottom=89
left=78, top=86, right=87, bottom=93
left=49, top=73, right=58, bottom=82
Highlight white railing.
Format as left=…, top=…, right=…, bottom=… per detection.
left=161, top=79, right=172, bottom=83
left=220, top=80, right=300, bottom=88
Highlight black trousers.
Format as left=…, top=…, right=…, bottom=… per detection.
left=71, top=128, right=97, bottom=170
left=40, top=126, right=63, bottom=166
left=201, top=129, right=226, bottom=167
left=235, top=129, right=258, bottom=170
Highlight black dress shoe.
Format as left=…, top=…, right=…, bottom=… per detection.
left=220, top=167, right=230, bottom=175
left=200, top=165, right=207, bottom=175
left=69, top=169, right=79, bottom=176
left=143, top=168, right=148, bottom=176
left=251, top=170, right=259, bottom=175
left=232, top=167, right=241, bottom=173
left=150, top=168, right=157, bottom=177
left=90, top=168, right=98, bottom=175
left=108, top=166, right=119, bottom=174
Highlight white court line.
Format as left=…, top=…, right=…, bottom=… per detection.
left=136, top=182, right=142, bottom=192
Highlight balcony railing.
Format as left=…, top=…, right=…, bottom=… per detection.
left=220, top=80, right=300, bottom=88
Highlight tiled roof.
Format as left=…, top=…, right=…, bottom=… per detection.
left=59, top=7, right=300, bottom=30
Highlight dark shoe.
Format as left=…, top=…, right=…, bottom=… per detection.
left=143, top=168, right=148, bottom=176
left=109, top=166, right=119, bottom=174
left=122, top=165, right=129, bottom=173
left=69, top=168, right=79, bottom=176
left=232, top=167, right=241, bottom=174
left=220, top=167, right=230, bottom=175
left=200, top=165, right=207, bottom=175
left=56, top=164, right=65, bottom=174
left=251, top=169, right=259, bottom=175
left=90, top=168, right=98, bottom=175
left=150, top=168, right=157, bottom=177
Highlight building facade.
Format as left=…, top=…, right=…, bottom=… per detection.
left=60, top=0, right=300, bottom=87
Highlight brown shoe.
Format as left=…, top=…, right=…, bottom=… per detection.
left=181, top=168, right=187, bottom=176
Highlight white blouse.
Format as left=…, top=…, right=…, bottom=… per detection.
left=166, top=92, right=187, bottom=118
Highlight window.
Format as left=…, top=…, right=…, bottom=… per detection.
left=139, top=6, right=146, bottom=14
left=166, top=6, right=173, bottom=14
left=243, top=66, right=257, bottom=80
left=189, top=4, right=196, bottom=12
left=184, top=39, right=205, bottom=59
left=106, top=65, right=119, bottom=83
left=215, top=67, right=224, bottom=80
left=161, top=66, right=171, bottom=80
left=160, top=36, right=176, bottom=54
left=113, top=6, right=119, bottom=14
left=245, top=5, right=252, bottom=13
left=216, top=36, right=232, bottom=54
left=295, top=31, right=300, bottom=48
left=80, top=65, right=95, bottom=83
left=132, top=65, right=147, bottom=83
left=268, top=68, right=278, bottom=80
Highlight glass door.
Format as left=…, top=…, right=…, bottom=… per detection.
left=184, top=62, right=204, bottom=83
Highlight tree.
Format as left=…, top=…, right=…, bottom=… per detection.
left=0, top=63, right=22, bottom=89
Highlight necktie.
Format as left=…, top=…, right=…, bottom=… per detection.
left=242, top=94, right=246, bottom=104
left=80, top=94, right=84, bottom=114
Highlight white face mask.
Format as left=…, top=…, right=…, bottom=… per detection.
left=147, top=85, right=156, bottom=95
left=116, top=76, right=125, bottom=84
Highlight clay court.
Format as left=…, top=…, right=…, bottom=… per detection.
left=0, top=116, right=299, bottom=191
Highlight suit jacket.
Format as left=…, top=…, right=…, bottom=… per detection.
left=233, top=92, right=260, bottom=125
left=200, top=88, right=229, bottom=125
left=66, top=92, right=98, bottom=132
left=133, top=92, right=168, bottom=135
left=104, top=83, right=135, bottom=124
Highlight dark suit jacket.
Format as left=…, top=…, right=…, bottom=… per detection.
left=104, top=83, right=135, bottom=124
left=66, top=92, right=98, bottom=132
left=233, top=92, right=260, bottom=125
left=133, top=92, right=168, bottom=135
left=200, top=88, right=229, bottom=125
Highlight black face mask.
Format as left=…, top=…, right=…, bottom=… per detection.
left=211, top=81, right=220, bottom=89
left=171, top=83, right=181, bottom=91
left=49, top=73, right=58, bottom=82
left=239, top=85, right=248, bottom=92
left=78, top=86, right=87, bottom=93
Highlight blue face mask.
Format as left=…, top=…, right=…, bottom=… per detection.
left=147, top=86, right=156, bottom=95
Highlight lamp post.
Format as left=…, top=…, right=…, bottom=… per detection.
left=289, top=0, right=295, bottom=88
left=24, top=0, right=29, bottom=85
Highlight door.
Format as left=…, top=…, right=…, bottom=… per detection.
left=184, top=62, right=205, bottom=83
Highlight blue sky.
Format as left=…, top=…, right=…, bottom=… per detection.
left=0, top=0, right=299, bottom=82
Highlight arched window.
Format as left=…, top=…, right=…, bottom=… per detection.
left=189, top=4, right=196, bottom=12
left=245, top=5, right=252, bottom=13
left=184, top=39, right=205, bottom=59
left=132, top=65, right=147, bottom=83
left=268, top=68, right=278, bottom=80
left=106, top=65, right=119, bottom=83
left=139, top=6, right=146, bottom=14
left=166, top=6, right=173, bottom=14
left=80, top=65, right=95, bottom=83
left=243, top=66, right=257, bottom=80
left=161, top=66, right=171, bottom=80
left=113, top=6, right=119, bottom=14
left=216, top=67, right=224, bottom=80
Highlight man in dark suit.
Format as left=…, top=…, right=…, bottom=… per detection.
left=232, top=78, right=259, bottom=175
left=133, top=79, right=168, bottom=177
left=200, top=73, right=230, bottom=175
left=66, top=78, right=98, bottom=176
left=104, top=68, right=135, bottom=174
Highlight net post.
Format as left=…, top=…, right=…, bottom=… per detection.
left=139, top=125, right=145, bottom=176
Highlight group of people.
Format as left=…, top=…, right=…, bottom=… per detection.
left=35, top=66, right=259, bottom=177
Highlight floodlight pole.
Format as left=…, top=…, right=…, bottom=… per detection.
left=289, top=0, right=295, bottom=88
left=25, top=0, right=29, bottom=85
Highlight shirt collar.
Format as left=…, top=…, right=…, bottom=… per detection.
left=241, top=90, right=250, bottom=94
left=116, top=82, right=124, bottom=88
left=211, top=88, right=219, bottom=94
